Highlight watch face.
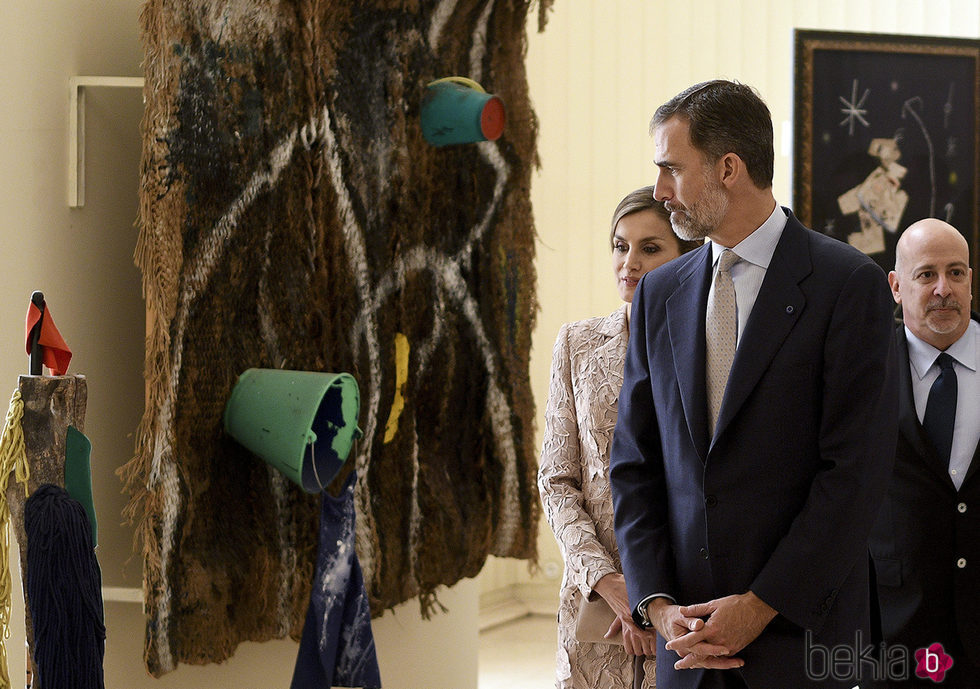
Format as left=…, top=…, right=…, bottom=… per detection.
left=636, top=604, right=653, bottom=628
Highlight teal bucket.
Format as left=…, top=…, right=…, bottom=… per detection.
left=420, top=76, right=506, bottom=146
left=223, top=368, right=361, bottom=493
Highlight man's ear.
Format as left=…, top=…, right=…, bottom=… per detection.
left=718, top=153, right=742, bottom=188
left=887, top=271, right=902, bottom=305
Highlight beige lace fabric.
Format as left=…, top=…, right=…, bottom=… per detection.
left=538, top=305, right=655, bottom=688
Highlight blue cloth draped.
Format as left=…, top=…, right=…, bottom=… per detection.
left=291, top=471, right=381, bottom=689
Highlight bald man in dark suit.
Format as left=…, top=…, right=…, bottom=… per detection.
left=870, top=218, right=979, bottom=688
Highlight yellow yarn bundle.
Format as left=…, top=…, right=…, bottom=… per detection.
left=0, top=389, right=31, bottom=689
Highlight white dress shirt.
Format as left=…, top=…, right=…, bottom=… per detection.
left=708, top=202, right=787, bottom=346
left=905, top=319, right=980, bottom=491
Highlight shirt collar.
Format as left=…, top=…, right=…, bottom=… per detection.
left=905, top=318, right=979, bottom=380
left=710, top=202, right=787, bottom=269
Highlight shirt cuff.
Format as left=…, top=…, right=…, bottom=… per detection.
left=633, top=593, right=676, bottom=628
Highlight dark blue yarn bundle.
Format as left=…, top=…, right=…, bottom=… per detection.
left=25, top=484, right=105, bottom=689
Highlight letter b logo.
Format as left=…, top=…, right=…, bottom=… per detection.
left=915, top=643, right=953, bottom=682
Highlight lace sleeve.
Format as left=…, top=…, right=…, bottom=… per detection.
left=538, top=323, right=618, bottom=598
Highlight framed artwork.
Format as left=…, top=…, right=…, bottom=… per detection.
left=794, top=29, right=980, bottom=294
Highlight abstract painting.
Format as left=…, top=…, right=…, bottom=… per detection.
left=794, top=29, right=980, bottom=292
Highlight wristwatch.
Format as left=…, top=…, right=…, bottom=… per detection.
left=634, top=600, right=654, bottom=629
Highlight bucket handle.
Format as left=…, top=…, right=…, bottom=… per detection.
left=306, top=427, right=364, bottom=492
left=427, top=76, right=486, bottom=93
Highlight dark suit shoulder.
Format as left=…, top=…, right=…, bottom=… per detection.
left=637, top=241, right=709, bottom=294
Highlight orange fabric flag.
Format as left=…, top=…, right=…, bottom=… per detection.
left=25, top=301, right=72, bottom=375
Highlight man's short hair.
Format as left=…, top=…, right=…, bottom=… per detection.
left=652, top=80, right=774, bottom=189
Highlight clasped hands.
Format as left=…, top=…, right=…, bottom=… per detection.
left=593, top=573, right=659, bottom=656
left=648, top=592, right=777, bottom=670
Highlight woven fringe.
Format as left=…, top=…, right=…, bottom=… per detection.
left=0, top=389, right=32, bottom=688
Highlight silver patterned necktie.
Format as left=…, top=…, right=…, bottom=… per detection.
left=706, top=249, right=741, bottom=436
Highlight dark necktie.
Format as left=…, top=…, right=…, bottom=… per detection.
left=922, top=352, right=957, bottom=463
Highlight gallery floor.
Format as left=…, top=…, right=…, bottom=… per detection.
left=479, top=614, right=557, bottom=689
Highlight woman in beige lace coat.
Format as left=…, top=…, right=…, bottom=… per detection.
left=539, top=188, right=701, bottom=689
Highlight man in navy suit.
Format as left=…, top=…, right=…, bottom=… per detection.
left=610, top=80, right=899, bottom=688
left=869, top=218, right=979, bottom=688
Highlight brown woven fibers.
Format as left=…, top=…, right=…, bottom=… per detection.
left=121, top=0, right=541, bottom=675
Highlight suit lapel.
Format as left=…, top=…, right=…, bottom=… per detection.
left=587, top=306, right=629, bottom=458
left=666, top=245, right=712, bottom=461
left=711, top=217, right=808, bottom=445
left=896, top=329, right=937, bottom=464
left=594, top=306, right=629, bottom=382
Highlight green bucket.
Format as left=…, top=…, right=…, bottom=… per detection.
left=223, top=368, right=361, bottom=493
left=420, top=76, right=506, bottom=146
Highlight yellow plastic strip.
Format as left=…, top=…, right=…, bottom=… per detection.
left=383, top=333, right=411, bottom=443
left=426, top=76, right=485, bottom=93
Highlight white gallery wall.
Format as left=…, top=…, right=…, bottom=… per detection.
left=0, top=1, right=978, bottom=688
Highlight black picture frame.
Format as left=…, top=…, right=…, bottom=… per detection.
left=793, top=29, right=980, bottom=295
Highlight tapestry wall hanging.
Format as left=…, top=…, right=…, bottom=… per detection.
left=793, top=29, right=980, bottom=295
left=122, top=0, right=547, bottom=675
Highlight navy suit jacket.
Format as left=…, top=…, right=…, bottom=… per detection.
left=610, top=211, right=899, bottom=689
left=869, top=316, right=980, bottom=687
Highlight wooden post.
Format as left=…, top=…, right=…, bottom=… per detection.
left=5, top=374, right=87, bottom=689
